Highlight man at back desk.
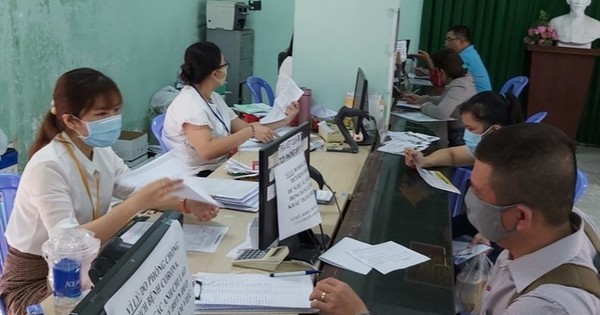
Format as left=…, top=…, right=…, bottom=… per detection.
left=309, top=124, right=600, bottom=315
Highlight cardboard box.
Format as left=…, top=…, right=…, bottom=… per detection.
left=111, top=131, right=148, bottom=162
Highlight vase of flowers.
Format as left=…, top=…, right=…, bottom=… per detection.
left=524, top=10, right=558, bottom=46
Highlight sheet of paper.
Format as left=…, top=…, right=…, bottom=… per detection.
left=391, top=111, right=454, bottom=122
left=348, top=241, right=430, bottom=274
left=377, top=141, right=428, bottom=156
left=115, top=151, right=221, bottom=206
left=260, top=79, right=303, bottom=124
left=319, top=237, right=373, bottom=275
left=274, top=153, right=322, bottom=240
left=121, top=221, right=229, bottom=253
left=395, top=100, right=421, bottom=110
left=416, top=166, right=460, bottom=194
left=453, top=244, right=493, bottom=265
left=104, top=222, right=194, bottom=315
left=194, top=273, right=316, bottom=312
left=233, top=103, right=272, bottom=114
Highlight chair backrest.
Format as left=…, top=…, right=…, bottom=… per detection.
left=0, top=174, right=20, bottom=270
left=500, top=76, right=529, bottom=97
left=575, top=168, right=588, bottom=203
left=246, top=76, right=275, bottom=106
left=151, top=114, right=170, bottom=153
left=449, top=166, right=473, bottom=217
left=525, top=111, right=548, bottom=123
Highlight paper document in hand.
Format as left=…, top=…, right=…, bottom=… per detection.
left=261, top=79, right=303, bottom=124
left=120, top=221, right=229, bottom=253
left=349, top=241, right=430, bottom=274
left=319, top=237, right=373, bottom=275
left=115, top=151, right=220, bottom=207
left=453, top=244, right=492, bottom=265
left=194, top=273, right=317, bottom=313
left=416, top=166, right=460, bottom=194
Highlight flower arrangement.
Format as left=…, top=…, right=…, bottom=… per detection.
left=524, top=10, right=558, bottom=46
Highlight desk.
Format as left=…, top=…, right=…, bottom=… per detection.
left=41, top=147, right=370, bottom=314
left=321, top=151, right=455, bottom=314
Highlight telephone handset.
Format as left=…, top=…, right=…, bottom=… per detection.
left=231, top=246, right=290, bottom=271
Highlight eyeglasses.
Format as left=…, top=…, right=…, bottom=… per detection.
left=445, top=37, right=462, bottom=43
left=217, top=62, right=230, bottom=70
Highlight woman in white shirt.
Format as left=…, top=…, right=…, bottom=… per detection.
left=0, top=68, right=217, bottom=314
left=276, top=36, right=293, bottom=97
left=163, top=42, right=299, bottom=177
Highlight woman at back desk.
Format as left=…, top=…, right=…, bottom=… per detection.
left=163, top=42, right=299, bottom=177
left=404, top=48, right=477, bottom=146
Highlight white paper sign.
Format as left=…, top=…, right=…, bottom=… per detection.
left=104, top=222, right=194, bottom=315
left=278, top=132, right=303, bottom=165
left=273, top=154, right=322, bottom=240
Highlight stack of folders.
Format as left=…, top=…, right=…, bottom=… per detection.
left=193, top=273, right=317, bottom=314
left=186, top=178, right=259, bottom=212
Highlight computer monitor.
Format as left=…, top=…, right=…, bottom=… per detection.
left=72, top=211, right=194, bottom=315
left=258, top=122, right=311, bottom=250
left=352, top=67, right=369, bottom=136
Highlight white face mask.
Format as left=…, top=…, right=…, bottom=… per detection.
left=215, top=68, right=227, bottom=87
left=465, top=188, right=518, bottom=242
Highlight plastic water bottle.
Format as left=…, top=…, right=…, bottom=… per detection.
left=53, top=256, right=82, bottom=315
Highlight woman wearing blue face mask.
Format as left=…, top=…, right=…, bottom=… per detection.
left=0, top=68, right=218, bottom=314
left=404, top=91, right=524, bottom=169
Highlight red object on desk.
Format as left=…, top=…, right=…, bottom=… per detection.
left=241, top=113, right=260, bottom=123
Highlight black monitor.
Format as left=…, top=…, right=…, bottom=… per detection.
left=352, top=67, right=373, bottom=145
left=72, top=211, right=194, bottom=315
left=258, top=122, right=326, bottom=262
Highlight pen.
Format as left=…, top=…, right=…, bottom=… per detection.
left=269, top=270, right=321, bottom=277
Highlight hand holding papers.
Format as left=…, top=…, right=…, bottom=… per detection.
left=115, top=152, right=220, bottom=207
left=416, top=166, right=460, bottom=194
left=261, top=79, right=304, bottom=124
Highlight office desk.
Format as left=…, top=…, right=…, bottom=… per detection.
left=41, top=147, right=370, bottom=314
left=321, top=151, right=455, bottom=314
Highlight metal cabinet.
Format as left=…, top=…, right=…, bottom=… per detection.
left=207, top=29, right=254, bottom=105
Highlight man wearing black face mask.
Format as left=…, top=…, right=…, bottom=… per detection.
left=467, top=123, right=600, bottom=314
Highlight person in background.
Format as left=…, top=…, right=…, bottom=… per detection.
left=404, top=91, right=524, bottom=168
left=163, top=42, right=299, bottom=177
left=416, top=25, right=492, bottom=93
left=276, top=36, right=293, bottom=97
left=404, top=48, right=477, bottom=146
left=0, top=68, right=218, bottom=314
left=309, top=124, right=600, bottom=315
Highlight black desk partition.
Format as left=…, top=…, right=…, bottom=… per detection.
left=323, top=151, right=455, bottom=314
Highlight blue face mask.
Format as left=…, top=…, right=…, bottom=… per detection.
left=463, top=129, right=482, bottom=153
left=77, top=115, right=122, bottom=148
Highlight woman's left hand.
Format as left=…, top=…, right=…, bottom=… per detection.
left=186, top=200, right=220, bottom=222
left=284, top=101, right=300, bottom=125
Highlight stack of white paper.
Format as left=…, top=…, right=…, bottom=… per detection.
left=377, top=131, right=440, bottom=155
left=194, top=273, right=317, bottom=313
left=186, top=177, right=259, bottom=212
left=225, top=159, right=259, bottom=179
left=318, top=237, right=373, bottom=275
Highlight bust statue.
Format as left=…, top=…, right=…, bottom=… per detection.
left=549, top=0, right=600, bottom=48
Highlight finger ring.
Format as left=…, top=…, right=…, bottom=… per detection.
left=320, top=292, right=326, bottom=302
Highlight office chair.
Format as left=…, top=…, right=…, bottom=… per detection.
left=151, top=114, right=170, bottom=153
left=0, top=174, right=19, bottom=271
left=525, top=111, right=548, bottom=123
left=448, top=167, right=472, bottom=217
left=500, top=76, right=529, bottom=97
left=246, top=76, right=275, bottom=106
left=575, top=169, right=588, bottom=203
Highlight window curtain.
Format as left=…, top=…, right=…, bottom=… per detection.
left=420, top=0, right=600, bottom=144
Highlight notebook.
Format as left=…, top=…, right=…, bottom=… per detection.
left=193, top=273, right=318, bottom=313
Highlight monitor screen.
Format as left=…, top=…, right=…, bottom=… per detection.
left=352, top=67, right=369, bottom=134
left=258, top=122, right=311, bottom=249
left=72, top=211, right=194, bottom=315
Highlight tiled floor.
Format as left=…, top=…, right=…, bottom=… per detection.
left=576, top=145, right=600, bottom=226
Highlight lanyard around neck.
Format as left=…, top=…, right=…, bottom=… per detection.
left=57, top=134, right=100, bottom=220
left=191, top=85, right=230, bottom=133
